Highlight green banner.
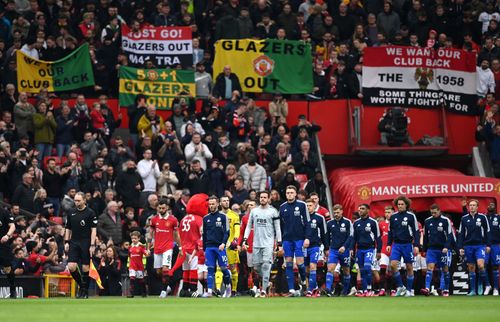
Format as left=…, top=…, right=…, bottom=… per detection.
left=17, top=43, right=94, bottom=93
left=119, top=66, right=195, bottom=109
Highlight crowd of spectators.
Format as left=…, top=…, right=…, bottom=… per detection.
left=1, top=0, right=500, bottom=294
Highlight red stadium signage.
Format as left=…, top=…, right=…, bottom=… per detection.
left=362, top=46, right=478, bottom=115
left=121, top=24, right=193, bottom=68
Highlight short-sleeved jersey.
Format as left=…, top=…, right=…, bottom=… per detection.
left=226, top=210, right=240, bottom=243
left=0, top=209, right=14, bottom=237
left=179, top=214, right=203, bottom=253
left=66, top=206, right=97, bottom=241
left=129, top=243, right=147, bottom=271
left=379, top=220, right=390, bottom=256
left=151, top=214, right=179, bottom=254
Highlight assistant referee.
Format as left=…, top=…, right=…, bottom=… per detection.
left=65, top=192, right=97, bottom=299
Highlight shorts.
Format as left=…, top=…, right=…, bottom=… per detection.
left=198, top=264, right=208, bottom=274
left=182, top=252, right=199, bottom=271
left=246, top=251, right=253, bottom=268
left=129, top=269, right=144, bottom=279
left=226, top=249, right=240, bottom=265
left=305, top=246, right=320, bottom=265
left=426, top=249, right=451, bottom=268
left=0, top=244, right=13, bottom=267
left=205, top=247, right=228, bottom=268
left=486, top=244, right=500, bottom=266
left=253, top=247, right=274, bottom=265
left=356, top=248, right=375, bottom=269
left=380, top=253, right=390, bottom=268
left=68, top=240, right=91, bottom=265
left=283, top=240, right=304, bottom=258
left=390, top=243, right=414, bottom=264
left=412, top=254, right=427, bottom=271
left=464, top=245, right=486, bottom=264
left=328, top=248, right=350, bottom=267
left=153, top=249, right=173, bottom=269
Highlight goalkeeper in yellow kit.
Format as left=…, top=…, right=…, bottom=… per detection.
left=215, top=196, right=240, bottom=296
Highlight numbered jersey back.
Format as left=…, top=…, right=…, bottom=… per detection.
left=179, top=214, right=203, bottom=253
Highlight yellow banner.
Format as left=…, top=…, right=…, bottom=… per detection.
left=17, top=52, right=56, bottom=92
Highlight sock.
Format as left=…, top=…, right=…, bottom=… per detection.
left=425, top=270, right=433, bottom=290
left=182, top=271, right=190, bottom=291
left=298, top=263, right=306, bottom=283
left=70, top=269, right=82, bottom=287
left=200, top=278, right=207, bottom=292
left=262, top=262, right=272, bottom=292
left=439, top=270, right=444, bottom=290
left=365, top=266, right=373, bottom=290
left=443, top=272, right=450, bottom=291
left=469, top=272, right=477, bottom=293
left=231, top=267, right=238, bottom=292
left=308, top=269, right=317, bottom=291
left=326, top=272, right=334, bottom=291
left=393, top=271, right=403, bottom=288
left=252, top=270, right=260, bottom=289
left=361, top=268, right=368, bottom=291
left=161, top=269, right=170, bottom=291
left=207, top=267, right=215, bottom=290
left=407, top=275, right=414, bottom=292
left=380, top=268, right=386, bottom=290
left=129, top=277, right=136, bottom=295
left=285, top=262, right=294, bottom=291
left=343, top=275, right=351, bottom=295
left=480, top=270, right=488, bottom=289
left=81, top=271, right=89, bottom=289
left=189, top=270, right=199, bottom=292
left=222, top=267, right=231, bottom=285
left=493, top=269, right=499, bottom=290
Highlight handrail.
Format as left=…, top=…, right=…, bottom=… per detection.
left=314, top=132, right=333, bottom=214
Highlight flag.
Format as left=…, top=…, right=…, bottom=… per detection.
left=89, top=260, right=104, bottom=290
left=16, top=43, right=95, bottom=93
left=213, top=39, right=313, bottom=94
left=119, top=66, right=195, bottom=110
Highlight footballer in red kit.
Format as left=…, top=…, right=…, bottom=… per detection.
left=176, top=214, right=203, bottom=296
left=310, top=193, right=331, bottom=221
left=149, top=199, right=182, bottom=298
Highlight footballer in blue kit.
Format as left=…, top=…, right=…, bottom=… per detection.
left=387, top=196, right=420, bottom=297
left=279, top=185, right=310, bottom=296
left=421, top=204, right=455, bottom=297
left=458, top=199, right=491, bottom=296
left=483, top=202, right=499, bottom=296
left=202, top=196, right=232, bottom=298
left=324, top=204, right=354, bottom=296
left=353, top=204, right=382, bottom=297
left=304, top=199, right=328, bottom=297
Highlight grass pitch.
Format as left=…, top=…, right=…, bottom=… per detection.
left=0, top=297, right=498, bottom=322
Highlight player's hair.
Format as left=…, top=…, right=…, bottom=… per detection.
left=309, top=192, right=318, bottom=197
left=333, top=204, right=343, bottom=210
left=208, top=195, right=219, bottom=202
left=429, top=203, right=440, bottom=210
left=305, top=198, right=314, bottom=203
left=75, top=191, right=86, bottom=200
left=286, top=185, right=297, bottom=192
left=220, top=195, right=230, bottom=201
left=258, top=190, right=270, bottom=198
left=468, top=199, right=479, bottom=206
left=384, top=206, right=394, bottom=211
left=130, top=231, right=141, bottom=238
left=158, top=198, right=171, bottom=207
left=393, top=196, right=411, bottom=208
left=359, top=203, right=370, bottom=209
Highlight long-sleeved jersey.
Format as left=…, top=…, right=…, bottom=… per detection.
left=305, top=212, right=328, bottom=248
left=279, top=200, right=309, bottom=241
left=423, top=215, right=455, bottom=251
left=388, top=211, right=420, bottom=247
left=457, top=213, right=490, bottom=249
left=202, top=211, right=229, bottom=250
left=325, top=217, right=353, bottom=250
left=486, top=213, right=500, bottom=245
left=353, top=217, right=382, bottom=253
left=244, top=205, right=281, bottom=248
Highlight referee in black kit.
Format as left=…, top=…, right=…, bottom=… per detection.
left=0, top=207, right=16, bottom=298
left=65, top=192, right=97, bottom=299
